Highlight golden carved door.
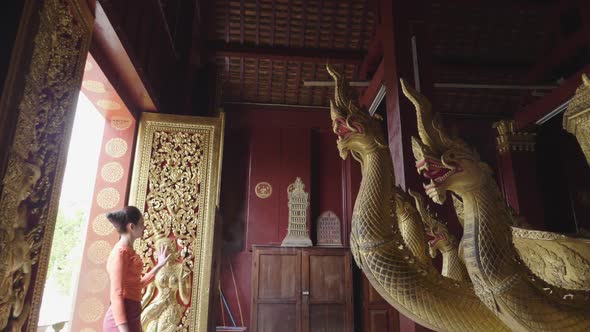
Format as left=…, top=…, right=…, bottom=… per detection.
left=129, top=112, right=225, bottom=331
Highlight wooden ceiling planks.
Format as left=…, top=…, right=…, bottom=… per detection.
left=210, top=0, right=375, bottom=107
left=209, top=0, right=551, bottom=112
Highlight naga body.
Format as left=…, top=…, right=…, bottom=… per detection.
left=327, top=65, right=507, bottom=332
left=402, top=80, right=590, bottom=331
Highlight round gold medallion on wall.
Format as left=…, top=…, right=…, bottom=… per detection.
left=96, top=187, right=120, bottom=209
left=105, top=138, right=127, bottom=158
left=92, top=213, right=114, bottom=236
left=86, top=269, right=109, bottom=293
left=110, top=118, right=132, bottom=131
left=78, top=298, right=104, bottom=323
left=255, top=182, right=272, bottom=199
left=101, top=162, right=124, bottom=183
left=87, top=240, right=112, bottom=265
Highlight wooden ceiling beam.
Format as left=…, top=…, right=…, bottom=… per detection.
left=208, top=41, right=365, bottom=64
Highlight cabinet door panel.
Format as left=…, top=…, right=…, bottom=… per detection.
left=252, top=247, right=302, bottom=332
left=258, top=253, right=299, bottom=299
left=309, top=304, right=345, bottom=332
left=302, top=249, right=353, bottom=332
left=258, top=303, right=298, bottom=332
left=309, top=255, right=345, bottom=302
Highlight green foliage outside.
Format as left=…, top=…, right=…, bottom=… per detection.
left=47, top=207, right=86, bottom=295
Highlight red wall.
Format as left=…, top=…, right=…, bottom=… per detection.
left=217, top=108, right=347, bottom=328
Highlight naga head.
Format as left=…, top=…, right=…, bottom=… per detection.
left=401, top=80, right=492, bottom=204
left=327, top=64, right=386, bottom=163
left=409, top=189, right=456, bottom=257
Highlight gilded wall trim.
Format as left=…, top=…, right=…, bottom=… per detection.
left=129, top=112, right=225, bottom=331
left=493, top=120, right=536, bottom=154
left=564, top=74, right=590, bottom=164
left=0, top=0, right=93, bottom=330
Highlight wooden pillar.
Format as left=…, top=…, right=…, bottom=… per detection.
left=494, top=120, right=545, bottom=229
left=381, top=0, right=433, bottom=191
left=380, top=1, right=434, bottom=331
left=69, top=116, right=137, bottom=331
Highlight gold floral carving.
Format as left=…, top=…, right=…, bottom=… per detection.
left=82, top=80, right=106, bottom=93
left=563, top=74, right=590, bottom=164
left=129, top=112, right=224, bottom=331
left=0, top=0, right=92, bottom=330
left=96, top=187, right=120, bottom=209
left=92, top=213, right=114, bottom=236
left=87, top=241, right=112, bottom=265
left=493, top=120, right=536, bottom=153
left=105, top=138, right=128, bottom=158
left=512, top=227, right=590, bottom=290
left=78, top=298, right=104, bottom=323
left=111, top=118, right=132, bottom=131
left=101, top=162, right=124, bottom=183
left=86, top=269, right=109, bottom=293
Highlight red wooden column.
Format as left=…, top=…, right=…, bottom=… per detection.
left=70, top=54, right=138, bottom=331
left=494, top=120, right=545, bottom=230
left=380, top=0, right=434, bottom=331
left=381, top=0, right=433, bottom=191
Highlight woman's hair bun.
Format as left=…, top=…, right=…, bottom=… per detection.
left=106, top=206, right=142, bottom=234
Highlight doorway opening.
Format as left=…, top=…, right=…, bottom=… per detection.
left=38, top=90, right=105, bottom=331
left=38, top=52, right=138, bottom=331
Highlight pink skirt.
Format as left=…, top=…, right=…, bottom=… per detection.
left=102, top=299, right=142, bottom=332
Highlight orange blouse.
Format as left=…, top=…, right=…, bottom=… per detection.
left=106, top=243, right=155, bottom=325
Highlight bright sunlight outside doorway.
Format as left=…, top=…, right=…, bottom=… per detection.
left=38, top=91, right=105, bottom=332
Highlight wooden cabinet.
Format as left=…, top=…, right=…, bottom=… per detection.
left=362, top=275, right=400, bottom=332
left=251, top=246, right=353, bottom=332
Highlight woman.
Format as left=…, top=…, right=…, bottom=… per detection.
left=103, top=206, right=171, bottom=332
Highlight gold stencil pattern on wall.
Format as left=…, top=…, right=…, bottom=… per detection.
left=87, top=240, right=112, bottom=264
left=96, top=187, right=120, bottom=209
left=80, top=328, right=96, bottom=332
left=82, top=80, right=106, bottom=93
left=96, top=99, right=121, bottom=110
left=105, top=138, right=127, bottom=158
left=78, top=298, right=104, bottom=322
left=92, top=213, right=114, bottom=236
left=101, top=162, right=124, bottom=183
left=111, top=119, right=132, bottom=131
left=84, top=61, right=94, bottom=72
left=86, top=269, right=109, bottom=293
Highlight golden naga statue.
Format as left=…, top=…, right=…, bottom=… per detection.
left=0, top=157, right=42, bottom=331
left=141, top=235, right=191, bottom=331
left=327, top=64, right=509, bottom=332
left=402, top=80, right=590, bottom=331
left=408, top=189, right=469, bottom=282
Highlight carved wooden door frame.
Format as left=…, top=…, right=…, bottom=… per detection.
left=0, top=0, right=94, bottom=330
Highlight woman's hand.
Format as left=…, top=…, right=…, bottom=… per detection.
left=154, top=245, right=172, bottom=270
